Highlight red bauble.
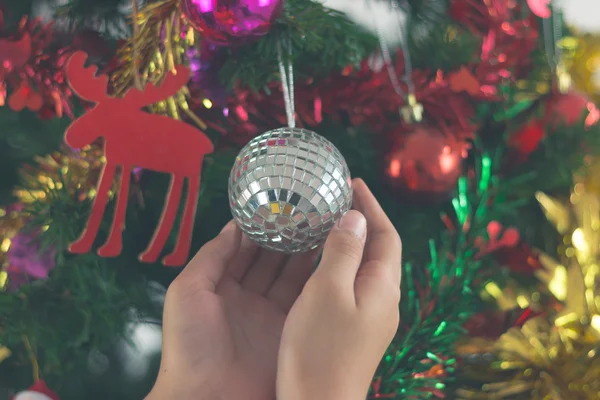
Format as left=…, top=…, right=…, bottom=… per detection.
left=546, top=90, right=594, bottom=128
left=385, top=125, right=468, bottom=198
left=182, top=0, right=283, bottom=46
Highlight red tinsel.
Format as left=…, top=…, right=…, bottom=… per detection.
left=0, top=12, right=74, bottom=119
left=0, top=0, right=540, bottom=146
left=197, top=0, right=538, bottom=149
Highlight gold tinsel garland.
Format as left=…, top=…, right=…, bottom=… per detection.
left=110, top=0, right=206, bottom=129
left=14, top=145, right=108, bottom=204
left=456, top=181, right=600, bottom=399
left=0, top=206, right=24, bottom=290
left=0, top=145, right=124, bottom=290
left=0, top=143, right=143, bottom=365
left=0, top=207, right=18, bottom=363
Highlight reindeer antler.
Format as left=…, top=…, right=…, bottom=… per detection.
left=123, top=65, right=191, bottom=108
left=66, top=51, right=109, bottom=103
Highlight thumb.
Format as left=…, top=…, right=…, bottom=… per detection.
left=311, top=210, right=367, bottom=296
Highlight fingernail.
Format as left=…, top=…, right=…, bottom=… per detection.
left=221, top=220, right=236, bottom=233
left=338, top=210, right=366, bottom=238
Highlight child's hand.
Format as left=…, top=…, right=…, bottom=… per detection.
left=147, top=221, right=319, bottom=400
left=277, top=179, right=402, bottom=400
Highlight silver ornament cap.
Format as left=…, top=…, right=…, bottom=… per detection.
left=229, top=127, right=352, bottom=253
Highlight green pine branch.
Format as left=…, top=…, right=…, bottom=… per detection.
left=218, top=0, right=377, bottom=91
left=372, top=152, right=496, bottom=398
left=494, top=112, right=600, bottom=251
left=0, top=253, right=158, bottom=391
left=0, top=108, right=68, bottom=205
left=51, top=0, right=129, bottom=34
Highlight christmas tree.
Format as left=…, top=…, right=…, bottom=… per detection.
left=2, top=0, right=600, bottom=398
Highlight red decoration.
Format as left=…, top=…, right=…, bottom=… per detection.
left=546, top=90, right=596, bottom=128
left=413, top=364, right=448, bottom=380
left=0, top=15, right=74, bottom=118
left=473, top=221, right=540, bottom=276
left=448, top=67, right=481, bottom=96
left=464, top=311, right=507, bottom=339
left=8, top=83, right=43, bottom=112
left=0, top=33, right=31, bottom=69
left=369, top=377, right=396, bottom=399
left=495, top=241, right=542, bottom=276
left=508, top=118, right=545, bottom=159
left=509, top=92, right=600, bottom=161
left=465, top=307, right=540, bottom=339
left=64, top=52, right=214, bottom=266
left=182, top=0, right=282, bottom=46
left=197, top=0, right=536, bottom=145
left=12, top=380, right=59, bottom=400
left=512, top=307, right=541, bottom=327
left=385, top=124, right=468, bottom=198
left=475, top=221, right=520, bottom=258
left=527, top=0, right=551, bottom=19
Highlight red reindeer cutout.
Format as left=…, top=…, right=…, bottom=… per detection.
left=65, top=51, right=214, bottom=266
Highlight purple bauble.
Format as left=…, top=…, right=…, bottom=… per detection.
left=187, top=42, right=230, bottom=105
left=6, top=232, right=56, bottom=291
left=182, top=0, right=283, bottom=45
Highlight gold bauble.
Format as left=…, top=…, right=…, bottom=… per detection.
left=569, top=33, right=600, bottom=104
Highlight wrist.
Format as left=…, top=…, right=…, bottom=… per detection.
left=278, top=378, right=367, bottom=400
left=147, top=375, right=219, bottom=400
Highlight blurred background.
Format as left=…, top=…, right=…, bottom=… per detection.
left=2, top=0, right=600, bottom=399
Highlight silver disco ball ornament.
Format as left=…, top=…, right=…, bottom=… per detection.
left=229, top=127, right=352, bottom=253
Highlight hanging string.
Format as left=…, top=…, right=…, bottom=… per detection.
left=542, top=2, right=564, bottom=70
left=131, top=0, right=143, bottom=90
left=541, top=3, right=572, bottom=92
left=276, top=37, right=296, bottom=128
left=553, top=8, right=563, bottom=62
left=372, top=1, right=415, bottom=98
left=370, top=0, right=421, bottom=122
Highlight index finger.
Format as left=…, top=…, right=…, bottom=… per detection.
left=352, top=179, right=402, bottom=282
left=177, top=221, right=242, bottom=292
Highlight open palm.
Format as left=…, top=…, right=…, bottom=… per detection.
left=153, top=222, right=318, bottom=400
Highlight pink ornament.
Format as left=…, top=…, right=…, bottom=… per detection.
left=182, top=0, right=283, bottom=46
left=527, top=0, right=551, bottom=19
left=6, top=232, right=56, bottom=291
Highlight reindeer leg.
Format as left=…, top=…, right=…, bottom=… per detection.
left=70, top=162, right=117, bottom=254
left=139, top=174, right=184, bottom=264
left=98, top=165, right=131, bottom=257
left=163, top=173, right=201, bottom=267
